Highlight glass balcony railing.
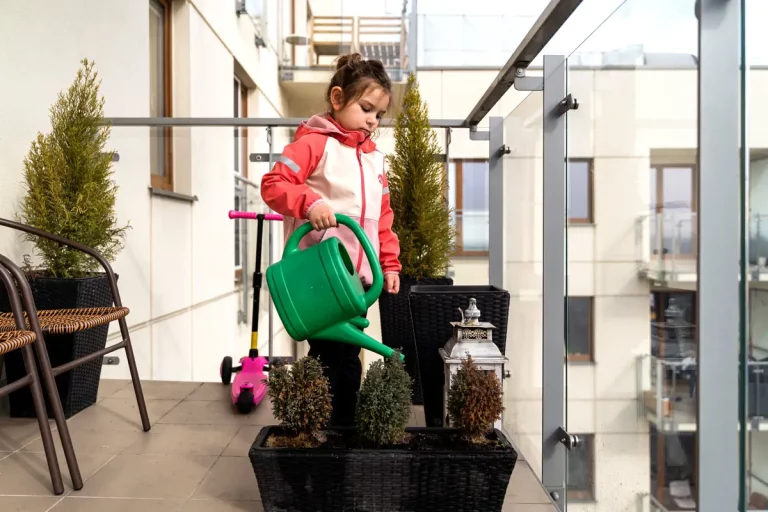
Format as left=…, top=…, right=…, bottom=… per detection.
left=636, top=212, right=768, bottom=283
left=638, top=356, right=768, bottom=430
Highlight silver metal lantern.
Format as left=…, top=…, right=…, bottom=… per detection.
left=439, top=298, right=508, bottom=430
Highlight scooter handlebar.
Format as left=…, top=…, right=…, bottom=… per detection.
left=228, top=210, right=283, bottom=221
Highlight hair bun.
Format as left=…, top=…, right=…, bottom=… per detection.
left=336, top=53, right=363, bottom=71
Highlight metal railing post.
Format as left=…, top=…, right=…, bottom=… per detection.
left=540, top=54, right=568, bottom=510
left=267, top=126, right=275, bottom=361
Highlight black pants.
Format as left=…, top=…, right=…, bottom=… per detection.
left=307, top=311, right=366, bottom=427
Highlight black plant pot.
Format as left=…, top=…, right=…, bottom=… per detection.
left=0, top=273, right=115, bottom=418
left=378, top=275, right=453, bottom=404
left=408, top=285, right=511, bottom=427
left=249, top=425, right=518, bottom=512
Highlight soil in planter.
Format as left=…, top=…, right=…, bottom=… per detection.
left=265, top=428, right=509, bottom=452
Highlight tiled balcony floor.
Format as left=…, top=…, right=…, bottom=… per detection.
left=0, top=379, right=557, bottom=512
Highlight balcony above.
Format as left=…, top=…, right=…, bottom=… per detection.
left=637, top=355, right=768, bottom=433
left=279, top=15, right=409, bottom=118
left=635, top=212, right=768, bottom=289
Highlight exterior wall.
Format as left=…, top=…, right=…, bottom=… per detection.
left=0, top=0, right=296, bottom=383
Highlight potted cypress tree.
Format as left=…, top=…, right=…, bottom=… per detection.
left=0, top=59, right=129, bottom=418
left=249, top=353, right=518, bottom=512
left=380, top=72, right=456, bottom=404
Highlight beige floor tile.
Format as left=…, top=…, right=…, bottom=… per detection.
left=221, top=426, right=264, bottom=457
left=0, top=450, right=115, bottom=496
left=502, top=504, right=558, bottom=512
left=113, top=381, right=201, bottom=401
left=22, top=426, right=146, bottom=455
left=73, top=453, right=216, bottom=499
left=0, top=496, right=61, bottom=512
left=158, top=399, right=274, bottom=426
left=185, top=382, right=231, bottom=401
left=0, top=419, right=48, bottom=451
left=181, top=500, right=263, bottom=512
left=123, top=424, right=240, bottom=456
left=191, top=456, right=261, bottom=501
left=408, top=405, right=426, bottom=427
left=49, top=497, right=184, bottom=511
left=97, top=379, right=131, bottom=399
left=505, top=461, right=553, bottom=503
left=67, top=398, right=180, bottom=432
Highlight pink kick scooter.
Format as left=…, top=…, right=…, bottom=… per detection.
left=221, top=210, right=285, bottom=414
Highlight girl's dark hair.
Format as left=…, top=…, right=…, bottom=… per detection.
left=326, top=53, right=393, bottom=109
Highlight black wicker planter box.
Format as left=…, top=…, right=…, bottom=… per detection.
left=378, top=275, right=452, bottom=405
left=0, top=273, right=114, bottom=418
left=408, top=285, right=510, bottom=427
left=249, top=425, right=518, bottom=512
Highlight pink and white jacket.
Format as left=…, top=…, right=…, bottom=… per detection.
left=260, top=114, right=402, bottom=286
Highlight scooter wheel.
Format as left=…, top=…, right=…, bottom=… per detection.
left=220, top=356, right=233, bottom=385
left=236, top=389, right=255, bottom=414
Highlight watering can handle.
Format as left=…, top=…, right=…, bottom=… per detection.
left=283, top=214, right=384, bottom=307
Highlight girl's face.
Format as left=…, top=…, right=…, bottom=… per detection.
left=330, top=84, right=390, bottom=137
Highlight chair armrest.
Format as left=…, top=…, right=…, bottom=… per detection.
left=0, top=217, right=125, bottom=308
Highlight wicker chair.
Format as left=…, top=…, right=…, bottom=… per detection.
left=0, top=260, right=82, bottom=495
left=0, top=218, right=150, bottom=432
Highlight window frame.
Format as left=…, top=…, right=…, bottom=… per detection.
left=566, top=296, right=594, bottom=362
left=149, top=0, right=174, bottom=191
left=448, top=158, right=595, bottom=258
left=567, top=433, right=596, bottom=501
left=234, top=76, right=249, bottom=282
left=567, top=158, right=594, bottom=224
left=650, top=163, right=698, bottom=258
left=449, top=158, right=490, bottom=257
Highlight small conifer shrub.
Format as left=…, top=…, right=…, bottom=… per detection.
left=447, top=356, right=504, bottom=443
left=355, top=351, right=412, bottom=446
left=267, top=356, right=332, bottom=447
left=18, top=58, right=129, bottom=279
left=386, top=73, right=456, bottom=279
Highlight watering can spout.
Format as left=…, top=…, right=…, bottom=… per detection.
left=314, top=320, right=404, bottom=361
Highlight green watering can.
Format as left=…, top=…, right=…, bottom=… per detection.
left=265, top=213, right=403, bottom=361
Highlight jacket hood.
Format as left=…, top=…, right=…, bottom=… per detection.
left=294, top=114, right=377, bottom=153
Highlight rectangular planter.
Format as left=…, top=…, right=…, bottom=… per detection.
left=378, top=276, right=453, bottom=405
left=0, top=273, right=114, bottom=418
left=408, top=285, right=510, bottom=427
left=249, top=425, right=518, bottom=512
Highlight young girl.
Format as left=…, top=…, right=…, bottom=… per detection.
left=260, top=53, right=401, bottom=427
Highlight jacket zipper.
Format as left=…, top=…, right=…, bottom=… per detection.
left=355, top=146, right=366, bottom=273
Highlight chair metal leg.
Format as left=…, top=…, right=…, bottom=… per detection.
left=21, top=343, right=65, bottom=495
left=118, top=316, right=150, bottom=432
left=25, top=309, right=83, bottom=491
left=0, top=260, right=83, bottom=491
left=0, top=263, right=65, bottom=495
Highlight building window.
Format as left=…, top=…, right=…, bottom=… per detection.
left=567, top=297, right=593, bottom=362
left=447, top=159, right=489, bottom=256
left=234, top=77, right=248, bottom=280
left=446, top=159, right=593, bottom=257
left=567, top=433, right=595, bottom=501
left=149, top=0, right=173, bottom=190
left=650, top=164, right=697, bottom=257
left=568, top=159, right=593, bottom=223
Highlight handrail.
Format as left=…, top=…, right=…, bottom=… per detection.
left=463, top=0, right=584, bottom=127
left=104, top=117, right=466, bottom=128
left=234, top=172, right=259, bottom=189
